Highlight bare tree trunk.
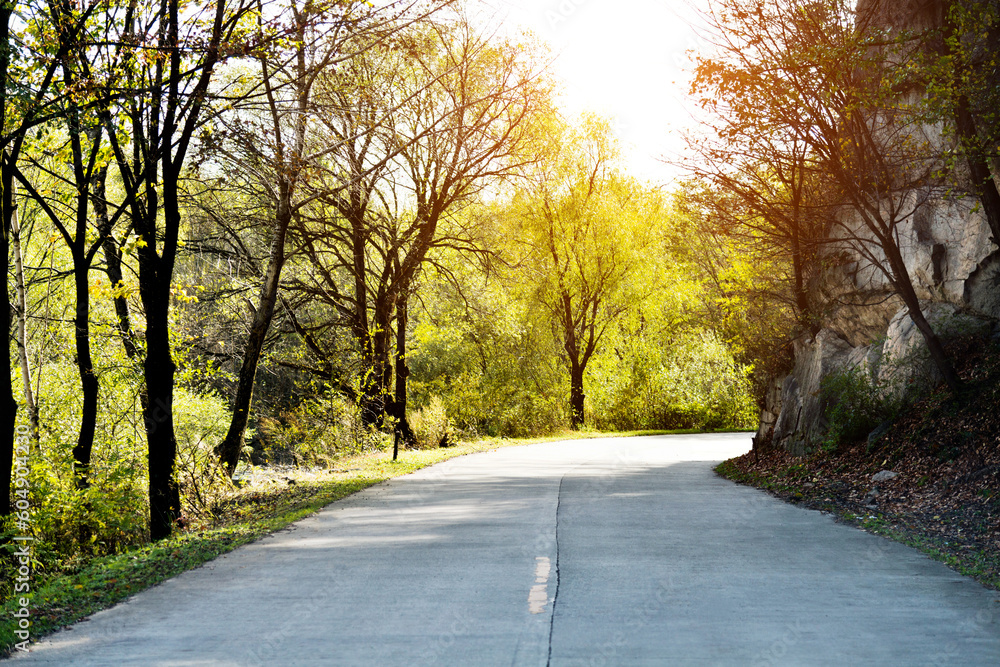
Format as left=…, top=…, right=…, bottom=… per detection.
left=95, top=168, right=140, bottom=360
left=569, top=361, right=585, bottom=429
left=346, top=206, right=386, bottom=426
left=131, top=0, right=228, bottom=540
left=11, top=199, right=39, bottom=441
left=351, top=210, right=368, bottom=345
left=559, top=291, right=588, bottom=430
left=941, top=0, right=1000, bottom=246
left=954, top=95, right=1000, bottom=245
left=103, top=233, right=141, bottom=359
left=884, top=240, right=963, bottom=394
left=60, top=90, right=101, bottom=491
left=392, top=282, right=415, bottom=459
left=141, top=174, right=182, bottom=540
left=1, top=169, right=16, bottom=517
left=362, top=294, right=395, bottom=426
left=1, top=7, right=18, bottom=519
left=217, top=189, right=291, bottom=475
left=788, top=165, right=816, bottom=334
left=71, top=247, right=99, bottom=489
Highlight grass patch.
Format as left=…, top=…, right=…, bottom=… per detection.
left=714, top=457, right=805, bottom=496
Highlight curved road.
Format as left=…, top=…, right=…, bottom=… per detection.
left=11, top=434, right=1000, bottom=665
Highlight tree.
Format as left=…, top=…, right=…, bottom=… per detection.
left=280, top=13, right=551, bottom=435
left=371, top=17, right=549, bottom=432
left=209, top=1, right=477, bottom=473
left=916, top=0, right=1000, bottom=246
left=405, top=244, right=568, bottom=438
left=100, top=0, right=254, bottom=539
left=1, top=0, right=14, bottom=521
left=2, top=0, right=102, bottom=517
left=211, top=0, right=446, bottom=476
left=13, top=6, right=144, bottom=487
left=683, top=128, right=828, bottom=334
left=10, top=189, right=37, bottom=443
left=669, top=186, right=798, bottom=415
left=513, top=117, right=659, bottom=428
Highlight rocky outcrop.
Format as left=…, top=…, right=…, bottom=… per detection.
left=857, top=0, right=941, bottom=32
left=770, top=330, right=855, bottom=455
left=761, top=197, right=998, bottom=454
left=754, top=0, right=1000, bottom=454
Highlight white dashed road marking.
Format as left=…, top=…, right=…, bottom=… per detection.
left=528, top=556, right=551, bottom=614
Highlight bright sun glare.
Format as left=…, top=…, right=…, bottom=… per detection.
left=486, top=0, right=710, bottom=186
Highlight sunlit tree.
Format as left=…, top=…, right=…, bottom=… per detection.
left=2, top=0, right=110, bottom=517
left=209, top=0, right=458, bottom=476
left=99, top=0, right=257, bottom=539
left=280, top=13, right=552, bottom=437
left=512, top=116, right=661, bottom=428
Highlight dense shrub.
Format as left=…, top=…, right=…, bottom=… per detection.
left=174, top=391, right=233, bottom=519
left=591, top=334, right=757, bottom=432
left=17, top=363, right=149, bottom=570
left=1, top=374, right=248, bottom=607
left=408, top=396, right=450, bottom=449
left=3, top=362, right=150, bottom=603
left=433, top=371, right=566, bottom=438
left=820, top=362, right=905, bottom=452
left=257, top=392, right=388, bottom=467
left=409, top=320, right=755, bottom=437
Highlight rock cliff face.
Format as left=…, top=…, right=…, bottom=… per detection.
left=758, top=0, right=1000, bottom=455
left=762, top=194, right=999, bottom=454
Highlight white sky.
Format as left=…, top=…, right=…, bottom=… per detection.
left=482, top=0, right=711, bottom=186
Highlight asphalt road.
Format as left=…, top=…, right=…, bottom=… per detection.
left=10, top=434, right=1000, bottom=665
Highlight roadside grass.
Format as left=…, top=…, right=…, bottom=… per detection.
left=1, top=428, right=716, bottom=656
